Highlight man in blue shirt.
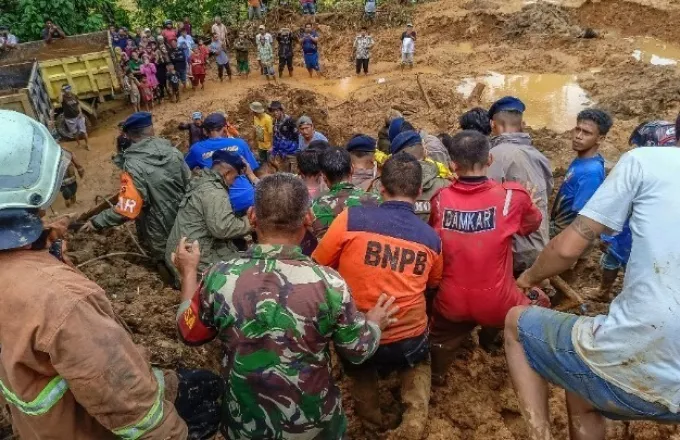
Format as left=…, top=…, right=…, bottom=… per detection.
left=185, top=113, right=260, bottom=214
left=298, top=115, right=328, bottom=151
left=598, top=120, right=677, bottom=299
left=550, top=109, right=613, bottom=237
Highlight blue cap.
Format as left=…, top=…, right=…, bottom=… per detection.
left=204, top=113, right=227, bottom=130
left=488, top=96, right=526, bottom=119
left=212, top=149, right=245, bottom=172
left=346, top=135, right=376, bottom=152
left=388, top=117, right=405, bottom=142
left=0, top=209, right=43, bottom=251
left=391, top=130, right=421, bottom=154
left=122, top=112, right=153, bottom=132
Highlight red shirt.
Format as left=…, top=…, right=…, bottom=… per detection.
left=190, top=53, right=206, bottom=75
left=161, top=28, right=177, bottom=43
left=428, top=178, right=542, bottom=327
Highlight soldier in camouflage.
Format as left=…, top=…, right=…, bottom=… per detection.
left=173, top=173, right=398, bottom=440
left=311, top=146, right=381, bottom=240
left=370, top=130, right=450, bottom=221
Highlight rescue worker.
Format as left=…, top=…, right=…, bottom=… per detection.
left=314, top=153, right=443, bottom=438
left=377, top=109, right=403, bottom=154
left=269, top=101, right=299, bottom=172
left=0, top=110, right=222, bottom=440
left=428, top=130, right=548, bottom=385
left=346, top=134, right=378, bottom=190
left=486, top=96, right=553, bottom=275
left=165, top=150, right=252, bottom=282
left=370, top=131, right=450, bottom=221
left=550, top=109, right=613, bottom=237
left=173, top=173, right=398, bottom=439
left=81, top=112, right=191, bottom=274
left=310, top=146, right=381, bottom=240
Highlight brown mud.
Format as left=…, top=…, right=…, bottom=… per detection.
left=42, top=0, right=680, bottom=438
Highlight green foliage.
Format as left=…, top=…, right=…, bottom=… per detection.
left=132, top=0, right=246, bottom=33
left=0, top=0, right=131, bottom=42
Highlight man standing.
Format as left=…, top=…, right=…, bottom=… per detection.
left=371, top=131, right=450, bottom=220
left=248, top=0, right=263, bottom=21
left=346, top=134, right=378, bottom=190
left=185, top=113, right=261, bottom=215
left=209, top=34, right=231, bottom=82
left=353, top=26, right=374, bottom=75
left=59, top=85, right=90, bottom=150
left=233, top=31, right=251, bottom=78
left=505, top=125, right=680, bottom=440
left=166, top=150, right=252, bottom=283
left=0, top=110, right=221, bottom=440
left=400, top=23, right=416, bottom=69
left=487, top=96, right=553, bottom=275
left=211, top=17, right=228, bottom=47
left=42, top=19, right=65, bottom=43
left=298, top=115, right=328, bottom=150
left=301, top=23, right=320, bottom=77
left=429, top=130, right=547, bottom=385
left=81, top=113, right=191, bottom=269
left=0, top=25, right=18, bottom=51
left=174, top=173, right=397, bottom=440
left=276, top=27, right=295, bottom=77
left=314, top=154, right=442, bottom=437
left=168, top=39, right=188, bottom=90
left=256, top=34, right=277, bottom=82
left=550, top=109, right=612, bottom=237
left=269, top=101, right=299, bottom=172
left=178, top=111, right=206, bottom=147
left=311, top=147, right=382, bottom=240
left=250, top=101, right=274, bottom=164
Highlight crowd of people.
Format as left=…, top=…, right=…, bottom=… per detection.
left=3, top=17, right=680, bottom=434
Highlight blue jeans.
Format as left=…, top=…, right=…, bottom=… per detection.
left=301, top=2, right=316, bottom=14
left=248, top=5, right=261, bottom=19
left=518, top=307, right=680, bottom=421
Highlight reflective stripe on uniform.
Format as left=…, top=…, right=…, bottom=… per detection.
left=112, top=368, right=166, bottom=440
left=0, top=375, right=69, bottom=416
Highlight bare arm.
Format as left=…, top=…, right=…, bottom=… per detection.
left=519, top=215, right=611, bottom=287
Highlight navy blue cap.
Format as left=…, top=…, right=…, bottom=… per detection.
left=0, top=209, right=43, bottom=251
left=388, top=117, right=405, bottom=142
left=122, top=112, right=153, bottom=131
left=203, top=113, right=227, bottom=130
left=346, top=135, right=376, bottom=152
left=488, top=96, right=526, bottom=119
left=212, top=149, right=245, bottom=173
left=391, top=130, right=422, bottom=154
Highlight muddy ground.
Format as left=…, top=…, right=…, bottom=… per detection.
left=44, top=0, right=680, bottom=438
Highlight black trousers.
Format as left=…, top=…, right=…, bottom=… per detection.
left=156, top=63, right=168, bottom=99
left=279, top=55, right=293, bottom=76
left=217, top=63, right=232, bottom=80
left=356, top=58, right=369, bottom=74
left=174, top=369, right=224, bottom=440
left=342, top=333, right=429, bottom=376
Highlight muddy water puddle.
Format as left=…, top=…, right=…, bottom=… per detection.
left=628, top=37, right=680, bottom=66
left=457, top=72, right=591, bottom=132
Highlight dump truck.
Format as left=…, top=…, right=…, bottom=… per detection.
left=0, top=61, right=53, bottom=128
left=0, top=30, right=121, bottom=128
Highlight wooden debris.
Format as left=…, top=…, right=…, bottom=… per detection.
left=550, top=275, right=586, bottom=304
left=466, top=82, right=486, bottom=104
left=416, top=73, right=433, bottom=110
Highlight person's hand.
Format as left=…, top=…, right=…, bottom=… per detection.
left=172, top=237, right=201, bottom=279
left=241, top=156, right=258, bottom=182
left=45, top=214, right=73, bottom=240
left=599, top=240, right=610, bottom=253
left=526, top=287, right=551, bottom=308
left=516, top=271, right=533, bottom=292
left=365, top=293, right=399, bottom=330
left=79, top=220, right=95, bottom=233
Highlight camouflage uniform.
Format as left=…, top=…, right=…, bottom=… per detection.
left=310, top=182, right=381, bottom=239
left=370, top=160, right=449, bottom=221
left=176, top=244, right=381, bottom=439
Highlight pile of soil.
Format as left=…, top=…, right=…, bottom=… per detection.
left=503, top=3, right=584, bottom=39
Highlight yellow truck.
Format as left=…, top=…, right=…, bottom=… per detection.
left=0, top=30, right=121, bottom=136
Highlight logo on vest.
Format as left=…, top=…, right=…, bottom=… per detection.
left=364, top=241, right=427, bottom=275
left=414, top=200, right=431, bottom=214
left=442, top=207, right=496, bottom=233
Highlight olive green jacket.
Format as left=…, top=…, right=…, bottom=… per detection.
left=165, top=168, right=251, bottom=276
left=92, top=137, right=191, bottom=260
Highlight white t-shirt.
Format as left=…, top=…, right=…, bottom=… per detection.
left=573, top=147, right=680, bottom=412
left=401, top=36, right=414, bottom=54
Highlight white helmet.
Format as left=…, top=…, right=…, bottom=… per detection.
left=0, top=110, right=70, bottom=211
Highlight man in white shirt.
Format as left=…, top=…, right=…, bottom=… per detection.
left=400, top=23, right=415, bottom=69
left=211, top=17, right=228, bottom=46
left=0, top=25, right=18, bottom=51
left=504, top=123, right=680, bottom=440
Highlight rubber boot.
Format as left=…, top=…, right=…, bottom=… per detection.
left=348, top=368, right=382, bottom=430
left=430, top=343, right=457, bottom=386
left=393, top=361, right=431, bottom=439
